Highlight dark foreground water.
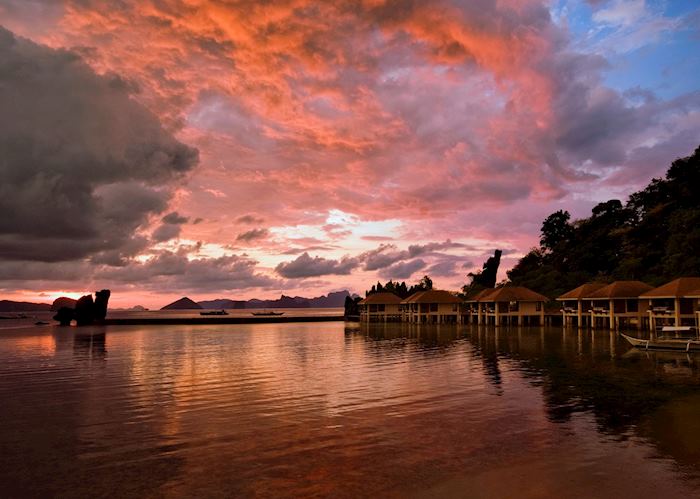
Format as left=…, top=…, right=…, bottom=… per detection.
left=1, top=323, right=700, bottom=498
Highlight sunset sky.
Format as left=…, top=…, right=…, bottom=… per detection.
left=1, top=0, right=699, bottom=308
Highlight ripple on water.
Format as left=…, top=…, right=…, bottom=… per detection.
left=1, top=322, right=700, bottom=498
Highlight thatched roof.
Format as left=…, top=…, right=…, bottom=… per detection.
left=478, top=286, right=549, bottom=302
left=358, top=292, right=402, bottom=305
left=401, top=290, right=461, bottom=304
left=584, top=281, right=652, bottom=299
left=556, top=283, right=607, bottom=301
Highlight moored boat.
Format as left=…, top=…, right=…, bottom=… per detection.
left=199, top=310, right=229, bottom=316
left=621, top=331, right=700, bottom=352
left=251, top=310, right=284, bottom=316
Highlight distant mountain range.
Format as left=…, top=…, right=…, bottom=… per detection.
left=0, top=300, right=52, bottom=312
left=0, top=297, right=80, bottom=312
left=162, top=290, right=355, bottom=310
left=0, top=290, right=356, bottom=313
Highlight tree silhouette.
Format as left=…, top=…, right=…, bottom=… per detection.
left=507, top=145, right=700, bottom=297
left=540, top=210, right=573, bottom=253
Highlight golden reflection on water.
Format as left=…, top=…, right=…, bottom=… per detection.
left=1, top=322, right=700, bottom=497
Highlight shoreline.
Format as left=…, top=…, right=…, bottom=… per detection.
left=103, top=315, right=346, bottom=325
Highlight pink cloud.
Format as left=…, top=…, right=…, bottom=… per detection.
left=0, top=1, right=698, bottom=302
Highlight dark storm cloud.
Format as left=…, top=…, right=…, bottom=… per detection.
left=98, top=251, right=278, bottom=292
left=275, top=240, right=470, bottom=279
left=378, top=259, right=426, bottom=279
left=360, top=240, right=468, bottom=271
left=151, top=224, right=182, bottom=242
left=162, top=212, right=189, bottom=224
left=360, top=244, right=408, bottom=271
left=236, top=214, right=264, bottom=224
left=275, top=252, right=360, bottom=278
left=236, top=228, right=269, bottom=242
left=0, top=27, right=198, bottom=263
left=281, top=245, right=339, bottom=255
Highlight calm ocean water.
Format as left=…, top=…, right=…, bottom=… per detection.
left=1, top=322, right=700, bottom=498
left=0, top=308, right=345, bottom=330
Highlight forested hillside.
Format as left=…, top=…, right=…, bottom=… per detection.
left=507, top=146, right=700, bottom=299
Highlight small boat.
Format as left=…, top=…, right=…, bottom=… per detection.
left=199, top=310, right=229, bottom=316
left=251, top=310, right=284, bottom=316
left=621, top=331, right=700, bottom=352
left=35, top=321, right=50, bottom=325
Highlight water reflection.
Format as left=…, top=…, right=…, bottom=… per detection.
left=352, top=322, right=700, bottom=472
left=1, top=322, right=700, bottom=497
left=73, top=328, right=107, bottom=360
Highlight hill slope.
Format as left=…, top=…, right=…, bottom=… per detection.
left=161, top=297, right=202, bottom=310
left=0, top=300, right=51, bottom=312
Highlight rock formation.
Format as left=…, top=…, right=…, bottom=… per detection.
left=94, top=289, right=111, bottom=321
left=51, top=289, right=111, bottom=326
left=53, top=307, right=75, bottom=326
left=74, top=295, right=95, bottom=326
left=51, top=297, right=78, bottom=311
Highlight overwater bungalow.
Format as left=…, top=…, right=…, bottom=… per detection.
left=583, top=281, right=652, bottom=330
left=401, top=290, right=461, bottom=324
left=476, top=286, right=548, bottom=326
left=556, top=283, right=607, bottom=328
left=640, top=277, right=700, bottom=331
left=358, top=292, right=402, bottom=322
left=463, top=288, right=497, bottom=324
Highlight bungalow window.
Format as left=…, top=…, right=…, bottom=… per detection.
left=378, top=304, right=385, bottom=312
left=429, top=303, right=438, bottom=312
left=626, top=299, right=638, bottom=313
left=508, top=301, right=519, bottom=312
left=654, top=298, right=674, bottom=311
left=420, top=304, right=429, bottom=313
left=680, top=299, right=694, bottom=314
left=536, top=302, right=542, bottom=312
left=452, top=304, right=458, bottom=312
left=369, top=304, right=378, bottom=313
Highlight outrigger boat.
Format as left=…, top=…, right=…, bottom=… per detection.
left=200, top=310, right=229, bottom=316
left=251, top=310, right=284, bottom=316
left=621, top=326, right=700, bottom=352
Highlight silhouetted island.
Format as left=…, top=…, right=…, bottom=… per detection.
left=198, top=291, right=354, bottom=310
left=161, top=297, right=202, bottom=310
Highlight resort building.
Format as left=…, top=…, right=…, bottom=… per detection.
left=401, top=290, right=461, bottom=324
left=463, top=288, right=496, bottom=324
left=583, top=281, right=652, bottom=330
left=358, top=292, right=402, bottom=322
left=640, top=277, right=700, bottom=330
left=476, top=286, right=548, bottom=326
left=556, top=283, right=607, bottom=328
